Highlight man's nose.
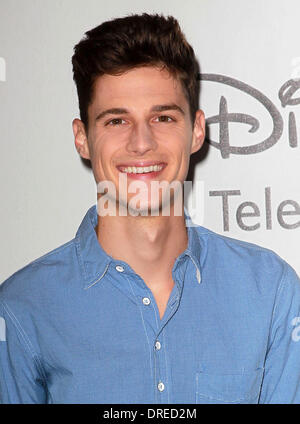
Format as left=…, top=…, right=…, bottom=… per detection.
left=126, top=122, right=158, bottom=155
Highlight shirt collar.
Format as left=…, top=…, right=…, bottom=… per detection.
left=75, top=205, right=112, bottom=288
left=183, top=207, right=202, bottom=283
left=75, top=205, right=202, bottom=288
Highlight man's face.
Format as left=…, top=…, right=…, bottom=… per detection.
left=73, top=66, right=205, bottom=215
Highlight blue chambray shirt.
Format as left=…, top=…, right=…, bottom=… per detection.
left=1, top=204, right=300, bottom=404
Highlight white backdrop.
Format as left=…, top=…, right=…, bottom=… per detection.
left=1, top=0, right=299, bottom=282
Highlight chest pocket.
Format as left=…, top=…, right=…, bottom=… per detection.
left=196, top=367, right=264, bottom=404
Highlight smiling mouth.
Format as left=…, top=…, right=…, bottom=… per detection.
left=117, top=163, right=166, bottom=174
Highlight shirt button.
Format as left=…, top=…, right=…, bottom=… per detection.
left=157, top=381, right=165, bottom=392
left=142, top=297, right=151, bottom=305
left=115, top=265, right=124, bottom=272
left=155, top=341, right=161, bottom=350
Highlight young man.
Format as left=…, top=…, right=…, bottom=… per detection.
left=1, top=13, right=300, bottom=404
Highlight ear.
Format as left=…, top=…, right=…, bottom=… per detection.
left=191, top=109, right=205, bottom=154
left=72, top=118, right=91, bottom=160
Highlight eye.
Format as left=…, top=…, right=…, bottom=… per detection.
left=154, top=115, right=174, bottom=123
left=105, top=118, right=126, bottom=126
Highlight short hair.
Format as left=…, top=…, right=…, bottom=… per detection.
left=72, top=13, right=200, bottom=133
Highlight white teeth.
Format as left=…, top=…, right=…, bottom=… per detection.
left=121, top=165, right=164, bottom=173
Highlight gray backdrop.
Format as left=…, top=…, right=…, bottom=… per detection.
left=1, top=0, right=299, bottom=281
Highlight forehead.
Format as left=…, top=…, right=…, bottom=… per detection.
left=90, top=66, right=187, bottom=108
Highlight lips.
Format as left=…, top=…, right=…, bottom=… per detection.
left=117, top=162, right=167, bottom=175
left=116, top=162, right=167, bottom=181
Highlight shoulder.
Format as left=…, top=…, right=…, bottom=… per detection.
left=194, top=223, right=279, bottom=255
left=0, top=238, right=77, bottom=301
left=192, top=224, right=299, bottom=288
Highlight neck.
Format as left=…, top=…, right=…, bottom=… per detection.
left=95, top=206, right=188, bottom=288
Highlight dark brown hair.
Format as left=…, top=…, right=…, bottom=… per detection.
left=72, top=13, right=200, bottom=133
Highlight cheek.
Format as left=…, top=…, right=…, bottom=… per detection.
left=166, top=134, right=191, bottom=163
left=176, top=139, right=193, bottom=175
left=88, top=140, right=110, bottom=177
left=100, top=146, right=122, bottom=179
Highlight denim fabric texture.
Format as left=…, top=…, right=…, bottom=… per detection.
left=0, top=204, right=300, bottom=404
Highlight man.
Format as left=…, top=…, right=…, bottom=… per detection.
left=1, top=13, right=300, bottom=404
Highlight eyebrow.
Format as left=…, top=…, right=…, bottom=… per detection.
left=95, top=103, right=185, bottom=121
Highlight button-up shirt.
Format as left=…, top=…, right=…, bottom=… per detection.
left=1, top=205, right=300, bottom=404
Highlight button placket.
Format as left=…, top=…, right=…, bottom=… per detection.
left=155, top=340, right=161, bottom=350
left=115, top=265, right=124, bottom=272
left=137, top=286, right=174, bottom=403
left=153, top=277, right=182, bottom=404
left=142, top=297, right=151, bottom=305
left=157, top=381, right=165, bottom=392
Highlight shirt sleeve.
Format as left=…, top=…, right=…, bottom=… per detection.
left=259, top=263, right=300, bottom=403
left=0, top=300, right=47, bottom=404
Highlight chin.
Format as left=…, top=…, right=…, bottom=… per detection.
left=127, top=200, right=160, bottom=217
